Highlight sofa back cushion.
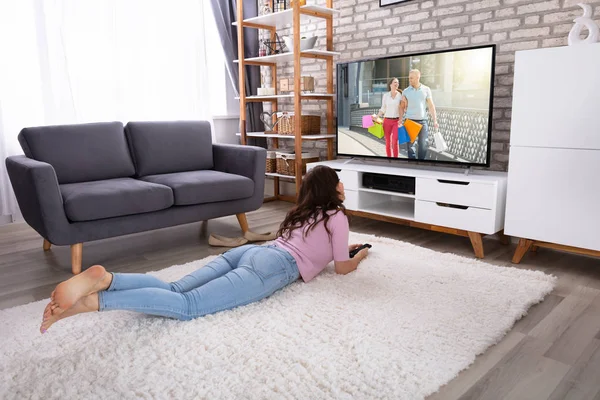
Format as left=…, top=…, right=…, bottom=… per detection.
left=18, top=121, right=135, bottom=184
left=125, top=121, right=214, bottom=177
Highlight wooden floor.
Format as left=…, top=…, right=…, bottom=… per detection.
left=1, top=201, right=600, bottom=400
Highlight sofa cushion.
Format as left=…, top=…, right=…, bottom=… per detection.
left=141, top=170, right=253, bottom=206
left=60, top=178, right=174, bottom=222
left=125, top=121, right=214, bottom=177
left=18, top=122, right=135, bottom=184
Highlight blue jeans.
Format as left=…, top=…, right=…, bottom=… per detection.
left=98, top=245, right=299, bottom=320
left=406, top=119, right=429, bottom=160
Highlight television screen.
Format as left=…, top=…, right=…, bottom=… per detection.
left=336, top=45, right=495, bottom=166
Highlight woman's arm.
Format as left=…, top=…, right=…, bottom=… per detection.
left=398, top=97, right=407, bottom=126
left=334, top=247, right=369, bottom=275
left=328, top=211, right=361, bottom=275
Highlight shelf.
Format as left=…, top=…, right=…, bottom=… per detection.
left=233, top=5, right=340, bottom=29
left=361, top=200, right=415, bottom=221
left=234, top=50, right=340, bottom=64
left=237, top=132, right=335, bottom=139
left=235, top=0, right=336, bottom=199
left=235, top=94, right=335, bottom=102
left=358, top=187, right=416, bottom=199
left=266, top=172, right=298, bottom=179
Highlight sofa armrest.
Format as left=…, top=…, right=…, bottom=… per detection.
left=213, top=144, right=266, bottom=182
left=213, top=144, right=266, bottom=209
left=5, top=155, right=71, bottom=244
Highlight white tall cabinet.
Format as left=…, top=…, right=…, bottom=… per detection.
left=505, top=43, right=600, bottom=263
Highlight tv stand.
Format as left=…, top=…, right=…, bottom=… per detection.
left=308, top=160, right=508, bottom=259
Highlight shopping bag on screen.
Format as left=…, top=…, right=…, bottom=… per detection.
left=397, top=125, right=410, bottom=145
left=367, top=123, right=384, bottom=139
left=362, top=115, right=374, bottom=128
left=434, top=130, right=448, bottom=152
left=404, top=119, right=422, bottom=143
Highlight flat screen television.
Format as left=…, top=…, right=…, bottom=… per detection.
left=336, top=44, right=496, bottom=167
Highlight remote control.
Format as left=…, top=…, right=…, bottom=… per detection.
left=349, top=243, right=372, bottom=258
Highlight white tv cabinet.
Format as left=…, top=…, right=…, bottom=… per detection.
left=505, top=44, right=600, bottom=263
left=307, top=160, right=508, bottom=258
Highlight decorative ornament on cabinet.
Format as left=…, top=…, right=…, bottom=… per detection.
left=568, top=3, right=600, bottom=46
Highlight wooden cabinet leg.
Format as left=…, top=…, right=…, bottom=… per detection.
left=498, top=230, right=510, bottom=245
left=43, top=239, right=52, bottom=251
left=531, top=245, right=539, bottom=253
left=512, top=238, right=533, bottom=264
left=71, top=243, right=83, bottom=274
left=468, top=232, right=484, bottom=259
left=236, top=213, right=249, bottom=234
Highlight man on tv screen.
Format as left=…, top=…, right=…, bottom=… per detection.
left=400, top=69, right=439, bottom=160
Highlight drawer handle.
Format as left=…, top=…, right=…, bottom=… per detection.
left=436, top=202, right=469, bottom=210
left=437, top=179, right=470, bottom=186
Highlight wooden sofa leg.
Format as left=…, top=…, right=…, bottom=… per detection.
left=236, top=213, right=249, bottom=234
left=71, top=243, right=83, bottom=274
left=43, top=239, right=52, bottom=251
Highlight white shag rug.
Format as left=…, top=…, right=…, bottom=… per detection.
left=0, top=232, right=555, bottom=400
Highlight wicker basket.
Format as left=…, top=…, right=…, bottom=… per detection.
left=275, top=112, right=320, bottom=135
left=276, top=151, right=320, bottom=176
left=266, top=150, right=277, bottom=173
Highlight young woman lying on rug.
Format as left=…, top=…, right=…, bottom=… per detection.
left=40, top=165, right=370, bottom=333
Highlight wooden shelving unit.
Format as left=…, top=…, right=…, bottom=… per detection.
left=235, top=1, right=339, bottom=201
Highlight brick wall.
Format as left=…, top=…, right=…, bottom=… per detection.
left=258, top=0, right=600, bottom=171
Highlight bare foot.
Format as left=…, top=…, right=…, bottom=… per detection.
left=49, top=265, right=110, bottom=315
left=40, top=293, right=99, bottom=333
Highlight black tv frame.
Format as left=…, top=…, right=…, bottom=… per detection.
left=335, top=44, right=497, bottom=168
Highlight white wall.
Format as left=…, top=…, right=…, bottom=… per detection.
left=213, top=63, right=241, bottom=145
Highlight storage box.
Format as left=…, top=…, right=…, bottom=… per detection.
left=279, top=76, right=315, bottom=92
left=275, top=112, right=321, bottom=135
left=257, top=87, right=276, bottom=96
left=276, top=151, right=320, bottom=176
left=266, top=150, right=277, bottom=173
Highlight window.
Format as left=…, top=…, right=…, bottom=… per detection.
left=203, top=1, right=233, bottom=117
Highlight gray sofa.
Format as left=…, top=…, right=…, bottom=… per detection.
left=6, top=121, right=266, bottom=274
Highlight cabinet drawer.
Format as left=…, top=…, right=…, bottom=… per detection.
left=415, top=200, right=496, bottom=234
left=335, top=169, right=360, bottom=191
left=417, top=177, right=496, bottom=209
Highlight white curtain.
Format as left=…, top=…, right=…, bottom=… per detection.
left=0, top=0, right=220, bottom=218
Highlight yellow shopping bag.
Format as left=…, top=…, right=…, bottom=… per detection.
left=367, top=123, right=384, bottom=139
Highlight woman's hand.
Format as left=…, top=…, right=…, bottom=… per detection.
left=398, top=120, right=402, bottom=127
left=335, top=245, right=369, bottom=274
left=349, top=244, right=369, bottom=261
left=355, top=247, right=369, bottom=261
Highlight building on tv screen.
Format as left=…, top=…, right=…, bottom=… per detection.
left=337, top=46, right=494, bottom=165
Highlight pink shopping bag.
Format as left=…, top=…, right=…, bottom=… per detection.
left=362, top=115, right=374, bottom=128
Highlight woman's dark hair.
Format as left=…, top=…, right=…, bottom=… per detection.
left=387, top=77, right=399, bottom=91
left=277, top=165, right=346, bottom=240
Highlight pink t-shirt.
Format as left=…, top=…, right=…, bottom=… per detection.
left=274, top=210, right=350, bottom=282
